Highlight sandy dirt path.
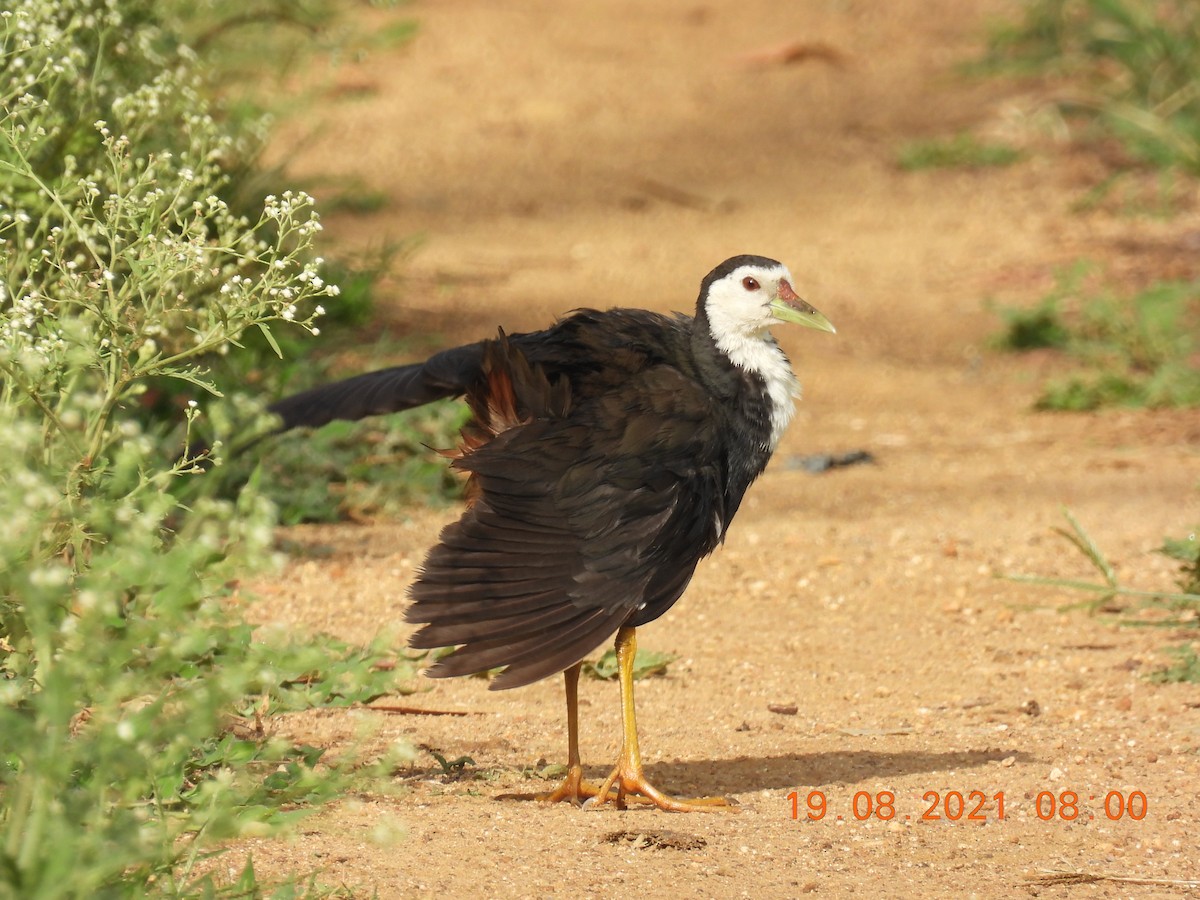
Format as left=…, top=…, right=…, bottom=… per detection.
left=237, top=1, right=1200, bottom=895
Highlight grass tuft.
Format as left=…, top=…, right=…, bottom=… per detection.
left=992, top=269, right=1200, bottom=409
left=1004, top=512, right=1200, bottom=679
left=583, top=648, right=677, bottom=681
left=897, top=133, right=1023, bottom=170
left=1149, top=644, right=1200, bottom=683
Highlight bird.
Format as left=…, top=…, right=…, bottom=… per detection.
left=267, top=254, right=835, bottom=811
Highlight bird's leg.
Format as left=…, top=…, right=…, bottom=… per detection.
left=499, top=662, right=613, bottom=805
left=531, top=662, right=612, bottom=804
left=590, top=626, right=734, bottom=813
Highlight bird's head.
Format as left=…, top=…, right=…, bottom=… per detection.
left=699, top=255, right=835, bottom=346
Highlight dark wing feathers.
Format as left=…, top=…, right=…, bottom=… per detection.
left=409, top=587, right=565, bottom=627
left=426, top=604, right=630, bottom=689
left=404, top=329, right=730, bottom=689
left=414, top=597, right=598, bottom=647
left=273, top=309, right=743, bottom=690
left=266, top=342, right=487, bottom=431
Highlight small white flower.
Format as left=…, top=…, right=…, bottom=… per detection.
left=30, top=565, right=69, bottom=587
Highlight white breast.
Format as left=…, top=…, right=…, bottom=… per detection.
left=701, top=261, right=803, bottom=451
left=712, top=330, right=800, bottom=451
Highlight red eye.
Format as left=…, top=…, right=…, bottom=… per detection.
left=742, top=276, right=760, bottom=291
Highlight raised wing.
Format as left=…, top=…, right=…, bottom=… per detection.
left=409, top=353, right=726, bottom=690
left=266, top=342, right=487, bottom=431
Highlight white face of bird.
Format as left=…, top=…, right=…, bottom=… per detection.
left=704, top=262, right=835, bottom=343
left=702, top=259, right=834, bottom=449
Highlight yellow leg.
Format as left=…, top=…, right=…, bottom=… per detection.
left=589, top=627, right=734, bottom=813
left=499, top=662, right=613, bottom=805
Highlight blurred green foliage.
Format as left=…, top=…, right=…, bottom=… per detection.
left=583, top=647, right=677, bottom=682
left=251, top=404, right=469, bottom=525
left=897, top=133, right=1023, bottom=170
left=992, top=269, right=1200, bottom=409
left=0, top=0, right=422, bottom=895
left=987, top=0, right=1200, bottom=173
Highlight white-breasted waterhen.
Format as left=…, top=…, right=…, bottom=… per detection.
left=269, top=255, right=835, bottom=811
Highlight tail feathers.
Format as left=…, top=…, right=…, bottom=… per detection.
left=402, top=331, right=610, bottom=690
left=417, top=603, right=627, bottom=690
left=410, top=599, right=591, bottom=647
left=408, top=587, right=564, bottom=626
left=407, top=504, right=629, bottom=691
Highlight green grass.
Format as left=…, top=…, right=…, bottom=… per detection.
left=582, top=647, right=677, bottom=681
left=1150, top=644, right=1200, bottom=683
left=993, top=269, right=1200, bottom=409
left=985, top=0, right=1200, bottom=174
left=1005, top=513, right=1200, bottom=681
left=993, top=296, right=1072, bottom=350
left=253, top=402, right=470, bottom=525
left=1150, top=529, right=1200, bottom=684
left=897, top=133, right=1023, bottom=170
left=1161, top=530, right=1200, bottom=596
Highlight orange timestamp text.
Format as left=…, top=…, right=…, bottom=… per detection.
left=787, top=789, right=1148, bottom=823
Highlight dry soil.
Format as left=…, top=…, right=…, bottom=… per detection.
left=232, top=1, right=1200, bottom=896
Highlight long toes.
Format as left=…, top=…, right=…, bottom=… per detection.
left=586, top=769, right=737, bottom=813
left=497, top=771, right=615, bottom=806
left=537, top=780, right=613, bottom=805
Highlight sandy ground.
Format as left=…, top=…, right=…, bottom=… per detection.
left=234, top=0, right=1200, bottom=896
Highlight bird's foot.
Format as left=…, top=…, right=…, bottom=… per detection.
left=587, top=764, right=736, bottom=813
left=497, top=763, right=616, bottom=806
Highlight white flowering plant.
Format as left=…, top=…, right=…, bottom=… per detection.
left=1, top=1, right=414, bottom=895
